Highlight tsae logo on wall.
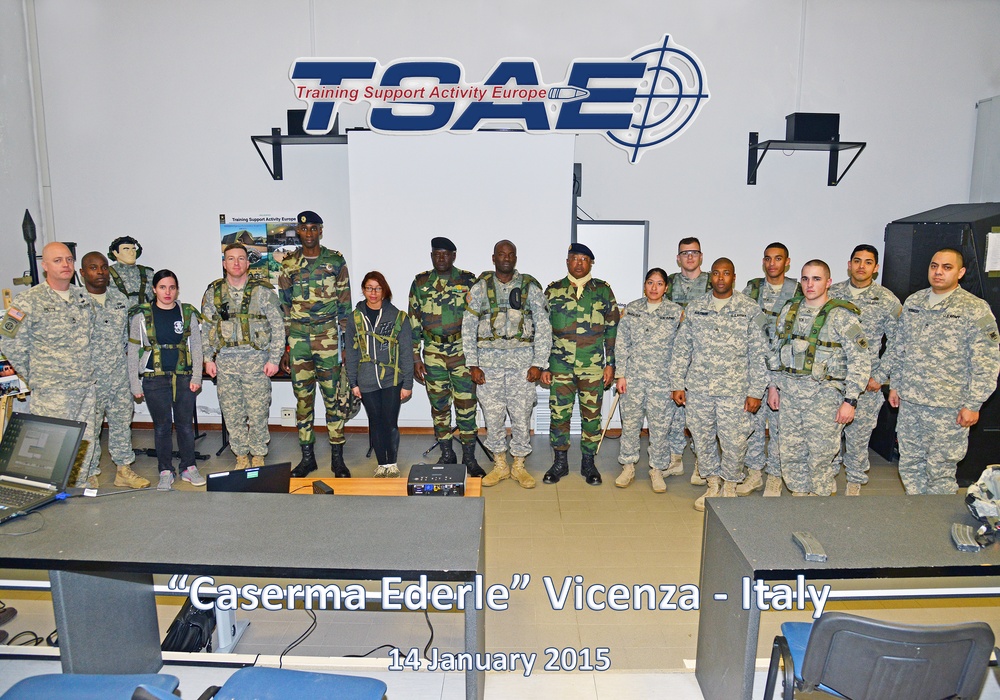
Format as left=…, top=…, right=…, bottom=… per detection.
left=290, top=35, right=708, bottom=163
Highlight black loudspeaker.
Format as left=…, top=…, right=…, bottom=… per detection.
left=785, top=112, right=840, bottom=142
left=876, top=203, right=1000, bottom=485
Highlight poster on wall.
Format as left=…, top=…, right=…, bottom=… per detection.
left=218, top=214, right=298, bottom=288
left=0, top=358, right=28, bottom=397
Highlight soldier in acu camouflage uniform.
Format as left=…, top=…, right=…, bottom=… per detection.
left=614, top=268, right=683, bottom=492
left=829, top=244, right=901, bottom=495
left=1, top=243, right=98, bottom=488
left=541, top=243, right=619, bottom=486
left=107, top=236, right=154, bottom=305
left=739, top=242, right=801, bottom=497
left=463, top=240, right=551, bottom=488
left=203, top=243, right=285, bottom=470
left=769, top=260, right=870, bottom=497
left=408, top=237, right=482, bottom=475
left=887, top=248, right=1000, bottom=494
left=79, top=252, right=147, bottom=488
left=278, top=211, right=352, bottom=478
left=667, top=237, right=711, bottom=484
left=670, top=259, right=769, bottom=510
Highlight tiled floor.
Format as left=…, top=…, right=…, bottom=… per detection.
left=1, top=426, right=999, bottom=698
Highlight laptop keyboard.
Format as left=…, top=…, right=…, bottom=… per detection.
left=0, top=485, right=37, bottom=509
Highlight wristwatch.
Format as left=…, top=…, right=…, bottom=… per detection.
left=842, top=397, right=858, bottom=407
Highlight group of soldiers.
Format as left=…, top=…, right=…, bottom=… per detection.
left=1, top=214, right=997, bottom=504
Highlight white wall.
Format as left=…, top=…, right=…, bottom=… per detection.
left=15, top=0, right=1000, bottom=426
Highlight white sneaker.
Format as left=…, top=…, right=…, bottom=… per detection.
left=181, top=465, right=206, bottom=487
left=157, top=470, right=174, bottom=492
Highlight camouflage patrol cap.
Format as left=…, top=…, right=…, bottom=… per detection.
left=431, top=237, right=456, bottom=252
left=297, top=211, right=323, bottom=225
left=568, top=242, right=595, bottom=260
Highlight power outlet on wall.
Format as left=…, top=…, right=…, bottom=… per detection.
left=281, top=407, right=295, bottom=427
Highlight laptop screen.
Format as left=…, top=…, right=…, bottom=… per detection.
left=0, top=413, right=86, bottom=486
left=206, top=462, right=292, bottom=494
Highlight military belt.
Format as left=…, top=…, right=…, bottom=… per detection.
left=289, top=316, right=338, bottom=331
left=424, top=330, right=462, bottom=344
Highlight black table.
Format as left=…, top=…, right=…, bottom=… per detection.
left=0, top=491, right=486, bottom=700
left=696, top=495, right=1000, bottom=700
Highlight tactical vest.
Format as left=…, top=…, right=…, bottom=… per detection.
left=135, top=303, right=199, bottom=377
left=668, top=272, right=710, bottom=306
left=211, top=279, right=272, bottom=351
left=748, top=278, right=803, bottom=317
left=110, top=265, right=149, bottom=302
left=777, top=298, right=859, bottom=379
left=471, top=272, right=540, bottom=343
left=353, top=308, right=407, bottom=386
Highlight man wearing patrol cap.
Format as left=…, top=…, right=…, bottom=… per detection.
left=278, top=211, right=353, bottom=478
left=407, top=237, right=483, bottom=475
left=541, top=242, right=619, bottom=485
left=108, top=236, right=154, bottom=304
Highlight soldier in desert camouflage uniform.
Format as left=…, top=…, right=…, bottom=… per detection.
left=1, top=243, right=98, bottom=488
left=203, top=243, right=285, bottom=470
left=614, top=268, right=683, bottom=492
left=829, top=244, right=901, bottom=495
left=278, top=211, right=352, bottom=478
left=739, top=242, right=801, bottom=497
left=670, top=259, right=769, bottom=510
left=463, top=240, right=551, bottom=488
left=408, top=237, right=482, bottom=475
left=107, top=236, right=154, bottom=304
left=769, top=260, right=870, bottom=497
left=887, top=248, right=1000, bottom=494
left=80, top=252, right=148, bottom=488
left=541, top=243, right=619, bottom=486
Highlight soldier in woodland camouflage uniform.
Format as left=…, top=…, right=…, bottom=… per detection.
left=79, top=252, right=147, bottom=488
left=829, top=244, right=901, bottom=495
left=667, top=237, right=711, bottom=484
left=1, top=243, right=98, bottom=488
left=107, top=236, right=154, bottom=304
left=541, top=243, right=619, bottom=486
left=739, top=242, right=801, bottom=497
left=614, top=268, right=683, bottom=492
left=408, top=237, right=482, bottom=475
left=670, top=259, right=769, bottom=510
left=463, top=240, right=551, bottom=488
left=887, top=248, right=1000, bottom=494
left=769, top=260, right=870, bottom=497
left=278, top=211, right=352, bottom=478
left=203, top=243, right=285, bottom=470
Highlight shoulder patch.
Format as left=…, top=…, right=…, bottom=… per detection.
left=846, top=321, right=868, bottom=349
left=0, top=307, right=25, bottom=339
left=975, top=316, right=1000, bottom=344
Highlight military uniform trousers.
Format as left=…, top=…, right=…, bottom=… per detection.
left=895, top=401, right=967, bottom=494
left=478, top=366, right=536, bottom=458
left=423, top=343, right=477, bottom=444
left=90, top=377, right=135, bottom=474
left=685, top=392, right=752, bottom=482
left=667, top=404, right=691, bottom=455
left=617, top=380, right=676, bottom=470
left=839, top=387, right=884, bottom=485
left=778, top=378, right=844, bottom=496
left=746, top=400, right=781, bottom=477
left=218, top=351, right=272, bottom=457
left=288, top=330, right=345, bottom=446
left=548, top=368, right=603, bottom=455
left=33, top=384, right=97, bottom=487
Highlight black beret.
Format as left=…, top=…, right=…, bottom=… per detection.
left=297, top=211, right=323, bottom=225
left=431, top=237, right=456, bottom=252
left=568, top=242, right=595, bottom=260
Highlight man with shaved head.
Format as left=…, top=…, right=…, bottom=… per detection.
left=1, top=242, right=99, bottom=488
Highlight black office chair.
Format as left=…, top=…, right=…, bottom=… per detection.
left=763, top=611, right=995, bottom=699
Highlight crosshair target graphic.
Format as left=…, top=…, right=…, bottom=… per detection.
left=607, top=35, right=709, bottom=163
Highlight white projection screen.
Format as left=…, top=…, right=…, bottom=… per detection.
left=348, top=130, right=576, bottom=427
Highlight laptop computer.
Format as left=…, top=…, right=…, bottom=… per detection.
left=206, top=462, right=292, bottom=494
left=0, top=413, right=85, bottom=523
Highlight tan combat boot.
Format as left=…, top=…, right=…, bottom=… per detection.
left=114, top=464, right=150, bottom=489
left=615, top=464, right=635, bottom=488
left=791, top=491, right=815, bottom=497
left=482, top=452, right=510, bottom=487
left=763, top=475, right=783, bottom=497
left=736, top=469, right=763, bottom=496
left=845, top=482, right=861, bottom=496
left=694, top=476, right=722, bottom=512
left=690, top=458, right=707, bottom=486
left=649, top=468, right=666, bottom=493
left=722, top=480, right=737, bottom=497
left=251, top=455, right=265, bottom=468
left=510, top=456, right=536, bottom=489
left=664, top=454, right=684, bottom=477
left=235, top=454, right=251, bottom=470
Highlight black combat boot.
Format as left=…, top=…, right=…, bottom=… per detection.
left=437, top=438, right=457, bottom=464
left=543, top=449, right=569, bottom=484
left=581, top=453, right=602, bottom=486
left=462, top=442, right=486, bottom=478
left=290, top=444, right=317, bottom=478
left=330, top=443, right=351, bottom=478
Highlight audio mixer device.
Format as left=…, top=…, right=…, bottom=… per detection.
left=407, top=463, right=467, bottom=496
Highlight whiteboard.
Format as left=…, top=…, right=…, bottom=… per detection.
left=574, top=220, right=650, bottom=306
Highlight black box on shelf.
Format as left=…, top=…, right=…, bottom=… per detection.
left=785, top=112, right=840, bottom=142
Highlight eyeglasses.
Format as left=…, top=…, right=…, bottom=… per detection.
left=678, top=251, right=702, bottom=258
left=363, top=286, right=382, bottom=293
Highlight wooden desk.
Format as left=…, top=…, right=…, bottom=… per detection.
left=290, top=476, right=482, bottom=496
